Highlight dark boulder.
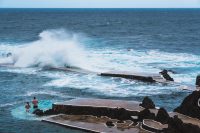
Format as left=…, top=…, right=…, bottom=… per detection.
left=155, top=108, right=170, bottom=124
left=33, top=109, right=44, bottom=116
left=196, top=75, right=200, bottom=86
left=180, top=123, right=200, bottom=133
left=140, top=97, right=155, bottom=109
left=159, top=69, right=174, bottom=81
left=117, top=108, right=131, bottom=120
left=164, top=115, right=200, bottom=133
left=174, top=91, right=200, bottom=119
left=138, top=108, right=155, bottom=121
left=106, top=121, right=115, bottom=127
left=43, top=108, right=57, bottom=115
left=164, top=115, right=183, bottom=133
left=117, top=120, right=125, bottom=123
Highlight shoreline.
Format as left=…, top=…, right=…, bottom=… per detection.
left=33, top=89, right=200, bottom=133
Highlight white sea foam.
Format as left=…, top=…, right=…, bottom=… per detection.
left=0, top=67, right=39, bottom=75
left=1, top=29, right=199, bottom=74
left=43, top=72, right=177, bottom=97
left=0, top=29, right=96, bottom=71
left=1, top=29, right=200, bottom=97
left=0, top=101, right=22, bottom=108
left=21, top=90, right=70, bottom=98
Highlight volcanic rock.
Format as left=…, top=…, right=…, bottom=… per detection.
left=117, top=108, right=131, bottom=120
left=138, top=108, right=155, bottom=121
left=33, top=109, right=44, bottom=116
left=159, top=69, right=174, bottom=81
left=43, top=108, right=58, bottom=115
left=164, top=115, right=200, bottom=133
left=155, top=107, right=170, bottom=124
left=140, top=97, right=155, bottom=109
left=196, top=75, right=200, bottom=86
left=174, top=91, right=200, bottom=119
left=106, top=121, right=115, bottom=127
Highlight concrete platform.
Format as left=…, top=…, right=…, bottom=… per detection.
left=0, top=63, right=168, bottom=84
left=54, top=98, right=144, bottom=112
left=42, top=100, right=161, bottom=133
left=48, top=98, right=163, bottom=133
left=48, top=67, right=97, bottom=74
left=48, top=68, right=170, bottom=84
left=42, top=114, right=145, bottom=133
left=41, top=98, right=200, bottom=132
left=52, top=98, right=144, bottom=122
left=100, top=71, right=168, bottom=83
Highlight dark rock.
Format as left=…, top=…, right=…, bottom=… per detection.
left=159, top=69, right=174, bottom=81
left=196, top=75, right=200, bottom=86
left=138, top=108, right=155, bottom=121
left=144, top=77, right=154, bottom=82
left=53, top=105, right=133, bottom=121
left=181, top=123, right=200, bottom=133
left=164, top=115, right=182, bottom=133
left=155, top=108, right=170, bottom=124
left=117, top=108, right=131, bottom=120
left=106, top=121, right=115, bottom=127
left=140, top=97, right=155, bottom=109
left=43, top=108, right=58, bottom=115
left=33, top=109, right=44, bottom=116
left=117, top=120, right=125, bottom=123
left=174, top=91, right=200, bottom=119
left=164, top=115, right=200, bottom=133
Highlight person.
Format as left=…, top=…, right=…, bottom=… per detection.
left=32, top=97, right=38, bottom=109
left=25, top=102, right=31, bottom=112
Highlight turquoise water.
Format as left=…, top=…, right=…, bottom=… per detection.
left=11, top=100, right=52, bottom=120
left=0, top=9, right=200, bottom=133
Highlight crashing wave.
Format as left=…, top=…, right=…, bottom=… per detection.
left=0, top=29, right=94, bottom=71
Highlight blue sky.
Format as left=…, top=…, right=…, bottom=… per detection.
left=0, top=0, right=200, bottom=8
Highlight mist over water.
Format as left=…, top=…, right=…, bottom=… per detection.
left=1, top=9, right=200, bottom=133
left=0, top=30, right=93, bottom=69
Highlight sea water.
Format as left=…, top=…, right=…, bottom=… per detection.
left=0, top=8, right=200, bottom=133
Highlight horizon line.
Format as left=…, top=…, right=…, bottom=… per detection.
left=1, top=7, right=200, bottom=9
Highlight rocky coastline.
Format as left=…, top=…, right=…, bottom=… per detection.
left=33, top=90, right=200, bottom=133
left=31, top=75, right=200, bottom=132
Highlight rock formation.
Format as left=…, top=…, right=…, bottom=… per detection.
left=164, top=115, right=200, bottom=133
left=174, top=91, right=200, bottom=119
left=159, top=69, right=174, bottom=81
left=106, top=121, right=115, bottom=127
left=34, top=95, right=200, bottom=133
left=155, top=107, right=170, bottom=124
left=138, top=108, right=155, bottom=121
left=140, top=96, right=155, bottom=109
left=32, top=109, right=44, bottom=116
left=196, top=75, right=200, bottom=86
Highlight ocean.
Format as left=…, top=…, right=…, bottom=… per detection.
left=0, top=8, right=200, bottom=133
